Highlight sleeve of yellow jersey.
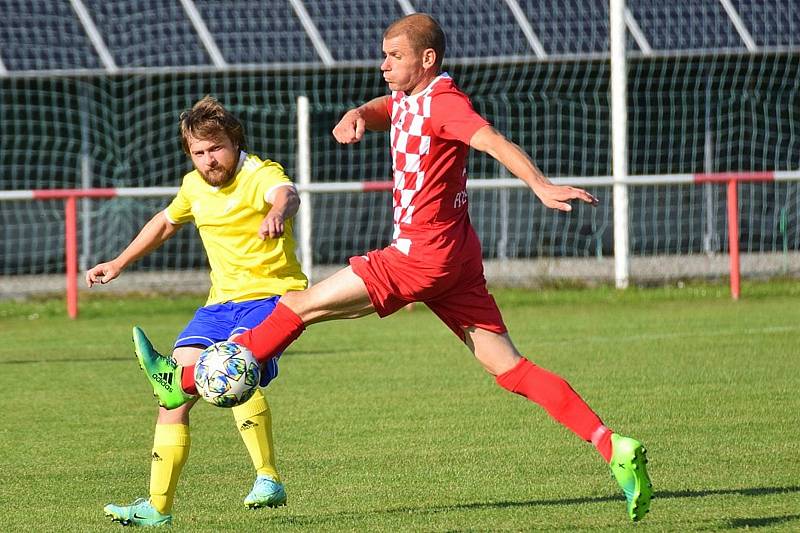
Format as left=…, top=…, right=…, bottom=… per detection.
left=164, top=177, right=194, bottom=224
left=245, top=159, right=295, bottom=212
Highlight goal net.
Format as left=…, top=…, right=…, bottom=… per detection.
left=1, top=0, right=798, bottom=299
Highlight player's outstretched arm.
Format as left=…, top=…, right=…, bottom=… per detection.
left=332, top=96, right=392, bottom=144
left=258, top=186, right=300, bottom=239
left=85, top=211, right=180, bottom=287
left=470, top=125, right=598, bottom=212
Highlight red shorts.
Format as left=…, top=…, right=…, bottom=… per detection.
left=349, top=245, right=507, bottom=342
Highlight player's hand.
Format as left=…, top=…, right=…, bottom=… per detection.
left=85, top=261, right=122, bottom=288
left=258, top=213, right=285, bottom=239
left=332, top=109, right=366, bottom=144
left=535, top=184, right=599, bottom=212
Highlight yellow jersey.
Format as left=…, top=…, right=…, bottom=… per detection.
left=165, top=152, right=308, bottom=305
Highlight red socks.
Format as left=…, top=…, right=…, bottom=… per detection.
left=496, top=357, right=613, bottom=462
left=181, top=365, right=198, bottom=395
left=178, top=302, right=306, bottom=396
left=234, top=302, right=306, bottom=362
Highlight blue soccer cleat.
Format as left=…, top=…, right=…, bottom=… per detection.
left=103, top=498, right=172, bottom=527
left=244, top=474, right=287, bottom=509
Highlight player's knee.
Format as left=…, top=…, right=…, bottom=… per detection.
left=467, top=329, right=521, bottom=375
left=472, top=343, right=520, bottom=375
left=157, top=400, right=195, bottom=424
left=279, top=290, right=305, bottom=311
left=173, top=346, right=203, bottom=366
left=280, top=289, right=322, bottom=322
left=478, top=351, right=521, bottom=376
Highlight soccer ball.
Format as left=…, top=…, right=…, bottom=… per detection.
left=194, top=341, right=260, bottom=408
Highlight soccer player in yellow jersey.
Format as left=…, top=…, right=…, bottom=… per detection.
left=86, top=95, right=307, bottom=527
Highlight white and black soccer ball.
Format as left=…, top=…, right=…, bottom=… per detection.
left=194, top=341, right=260, bottom=408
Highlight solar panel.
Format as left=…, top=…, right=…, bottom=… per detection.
left=303, top=0, right=406, bottom=61
left=193, top=0, right=319, bottom=64
left=84, top=0, right=210, bottom=67
left=731, top=0, right=800, bottom=48
left=1, top=1, right=799, bottom=71
left=410, top=0, right=535, bottom=58
left=0, top=0, right=102, bottom=70
left=519, top=0, right=612, bottom=55
left=628, top=0, right=745, bottom=51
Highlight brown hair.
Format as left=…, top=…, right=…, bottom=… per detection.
left=179, top=95, right=245, bottom=154
left=384, top=13, right=446, bottom=70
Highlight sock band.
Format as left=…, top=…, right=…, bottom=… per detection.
left=591, top=425, right=611, bottom=447
left=233, top=388, right=269, bottom=421
left=495, top=357, right=532, bottom=390
left=180, top=366, right=197, bottom=396
left=154, top=423, right=190, bottom=447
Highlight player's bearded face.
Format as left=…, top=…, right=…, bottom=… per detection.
left=187, top=135, right=239, bottom=187
left=381, top=35, right=433, bottom=94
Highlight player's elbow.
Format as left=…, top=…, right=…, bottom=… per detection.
left=286, top=193, right=301, bottom=219
left=162, top=222, right=180, bottom=240
left=365, top=117, right=391, bottom=132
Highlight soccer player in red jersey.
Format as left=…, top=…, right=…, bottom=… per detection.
left=138, top=14, right=652, bottom=522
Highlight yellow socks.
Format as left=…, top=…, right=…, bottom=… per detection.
left=149, top=423, right=190, bottom=514
left=233, top=388, right=280, bottom=481
left=146, top=391, right=278, bottom=515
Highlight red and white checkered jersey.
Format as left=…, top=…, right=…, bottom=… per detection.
left=386, top=74, right=489, bottom=262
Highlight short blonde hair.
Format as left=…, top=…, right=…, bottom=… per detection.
left=179, top=95, right=245, bottom=154
left=384, top=13, right=445, bottom=70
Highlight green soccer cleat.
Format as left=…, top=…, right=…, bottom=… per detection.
left=103, top=498, right=172, bottom=527
left=244, top=474, right=287, bottom=509
left=133, top=326, right=194, bottom=410
left=610, top=434, right=653, bottom=522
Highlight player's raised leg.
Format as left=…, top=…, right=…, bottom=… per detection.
left=106, top=343, right=199, bottom=525
left=135, top=267, right=371, bottom=411
left=140, top=267, right=374, bottom=411
left=237, top=266, right=375, bottom=358
left=466, top=327, right=652, bottom=521
left=146, top=346, right=202, bottom=519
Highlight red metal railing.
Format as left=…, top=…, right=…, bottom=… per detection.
left=2, top=171, right=797, bottom=316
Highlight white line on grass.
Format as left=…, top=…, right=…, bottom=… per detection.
left=534, top=325, right=800, bottom=346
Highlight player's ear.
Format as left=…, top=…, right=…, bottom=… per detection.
left=422, top=48, right=437, bottom=69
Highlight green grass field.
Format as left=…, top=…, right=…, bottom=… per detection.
left=1, top=281, right=799, bottom=532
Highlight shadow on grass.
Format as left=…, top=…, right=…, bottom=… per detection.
left=657, top=485, right=800, bottom=499
left=256, top=485, right=800, bottom=527
left=725, top=514, right=800, bottom=528
left=0, top=348, right=345, bottom=365
left=0, top=356, right=133, bottom=364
